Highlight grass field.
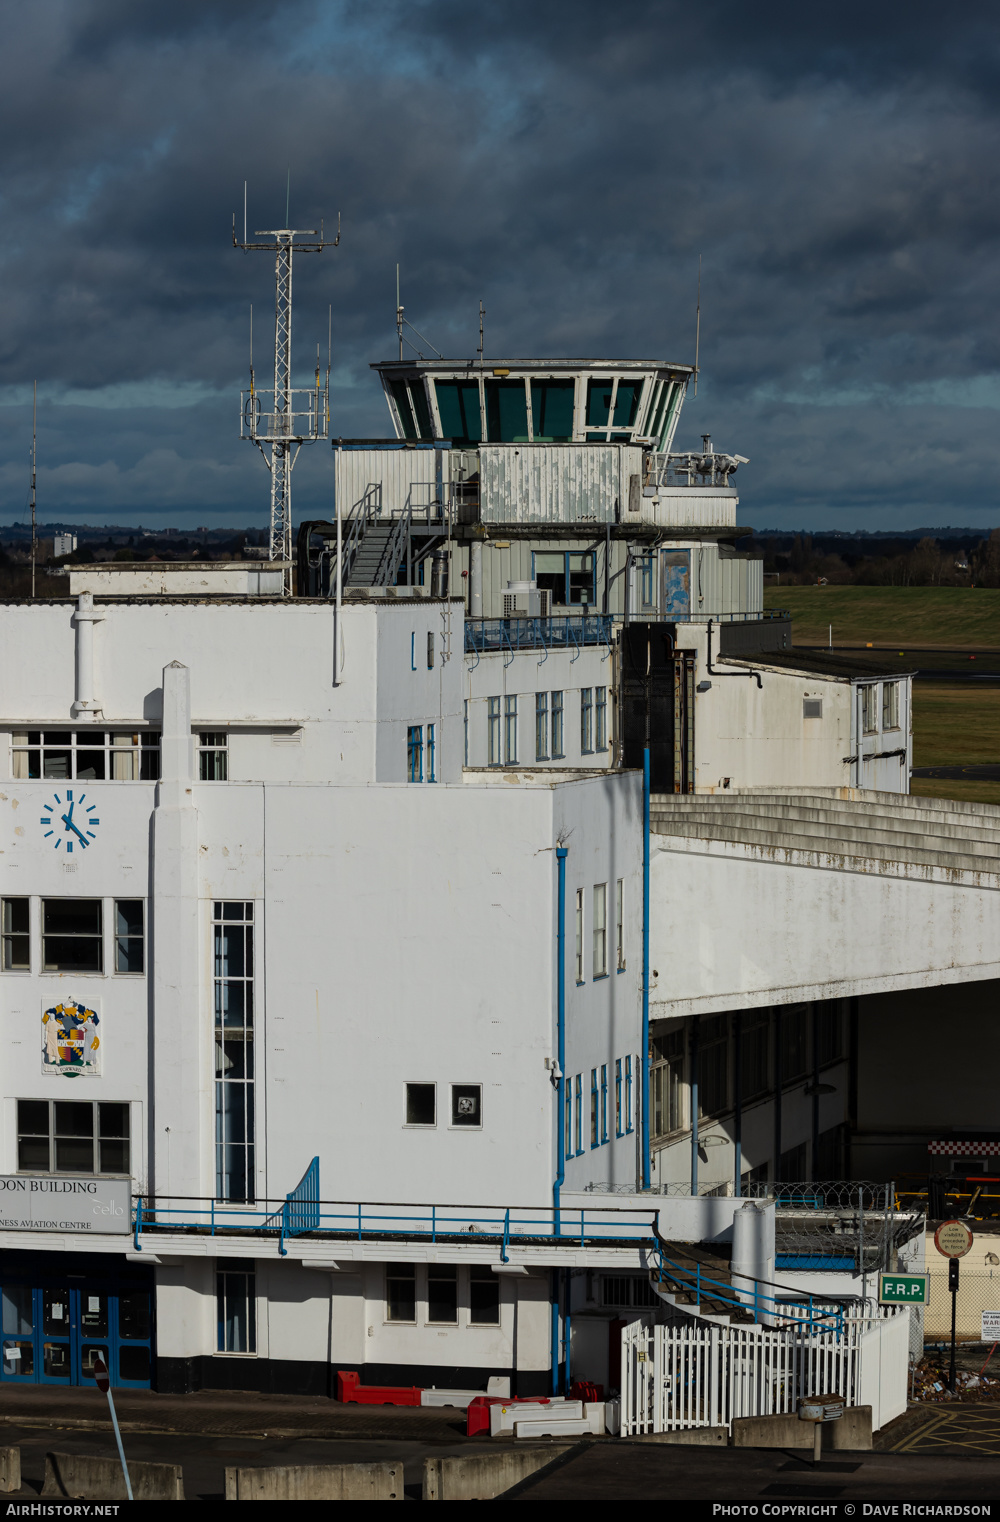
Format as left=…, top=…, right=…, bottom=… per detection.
left=912, top=684, right=1000, bottom=767
left=763, top=585, right=1000, bottom=647
left=910, top=777, right=1000, bottom=806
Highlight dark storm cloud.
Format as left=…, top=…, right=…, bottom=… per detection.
left=1, top=0, right=1000, bottom=528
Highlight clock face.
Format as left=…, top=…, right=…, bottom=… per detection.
left=40, top=789, right=101, bottom=853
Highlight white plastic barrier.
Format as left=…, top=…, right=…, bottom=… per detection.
left=490, top=1401, right=583, bottom=1436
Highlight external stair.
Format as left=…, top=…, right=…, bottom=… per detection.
left=648, top=1241, right=756, bottom=1327
left=345, top=522, right=396, bottom=587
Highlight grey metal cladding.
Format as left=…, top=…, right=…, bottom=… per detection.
left=478, top=444, right=644, bottom=524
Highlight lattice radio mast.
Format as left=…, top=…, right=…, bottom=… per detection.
left=233, top=182, right=339, bottom=592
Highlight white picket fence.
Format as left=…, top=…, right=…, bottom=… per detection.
left=620, top=1309, right=909, bottom=1436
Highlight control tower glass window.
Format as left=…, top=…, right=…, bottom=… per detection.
left=586, top=378, right=614, bottom=428
left=530, top=380, right=575, bottom=442
left=434, top=381, right=482, bottom=443
left=613, top=380, right=642, bottom=428
left=485, top=379, right=530, bottom=442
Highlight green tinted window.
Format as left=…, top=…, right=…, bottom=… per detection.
left=586, top=378, right=614, bottom=427
left=530, top=379, right=575, bottom=441
left=613, top=380, right=643, bottom=428
left=410, top=381, right=432, bottom=439
left=389, top=379, right=416, bottom=440
left=434, top=381, right=482, bottom=443
left=485, top=380, right=529, bottom=441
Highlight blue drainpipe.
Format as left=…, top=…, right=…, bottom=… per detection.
left=641, top=749, right=651, bottom=1189
left=552, top=845, right=568, bottom=1396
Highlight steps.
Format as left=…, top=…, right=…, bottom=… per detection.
left=345, top=523, right=396, bottom=587
left=649, top=1241, right=756, bottom=1326
left=650, top=791, right=1000, bottom=877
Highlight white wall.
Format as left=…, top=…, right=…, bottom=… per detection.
left=464, top=646, right=614, bottom=770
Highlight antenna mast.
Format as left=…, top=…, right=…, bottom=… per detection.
left=478, top=300, right=485, bottom=367
left=694, top=254, right=701, bottom=398
left=233, top=190, right=340, bottom=593
left=30, top=381, right=37, bottom=599
left=396, top=265, right=404, bottom=361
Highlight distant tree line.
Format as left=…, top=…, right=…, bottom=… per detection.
left=754, top=529, right=1000, bottom=588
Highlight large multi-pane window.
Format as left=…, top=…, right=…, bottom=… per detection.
left=882, top=682, right=900, bottom=729
left=860, top=685, right=878, bottom=735
left=590, top=1069, right=599, bottom=1148
left=596, top=687, right=608, bottom=752
left=533, top=552, right=595, bottom=607
left=428, top=1265, right=458, bottom=1324
left=487, top=698, right=501, bottom=766
left=17, top=1099, right=129, bottom=1174
left=551, top=692, right=565, bottom=758
left=386, top=1263, right=416, bottom=1322
left=217, top=1260, right=256, bottom=1353
left=535, top=693, right=549, bottom=761
left=574, top=1073, right=583, bottom=1154
left=615, top=879, right=625, bottom=970
left=214, top=902, right=255, bottom=1203
left=12, top=731, right=160, bottom=781
left=42, top=900, right=102, bottom=973
left=407, top=726, right=424, bottom=782
left=469, top=1265, right=500, bottom=1325
left=592, top=883, right=607, bottom=977
left=581, top=689, right=594, bottom=754
left=651, top=1029, right=684, bottom=1138
left=114, top=900, right=144, bottom=974
left=699, top=1015, right=730, bottom=1117
left=198, top=732, right=228, bottom=781
left=426, top=724, right=436, bottom=783
left=740, top=1011, right=771, bottom=1101
left=574, top=889, right=584, bottom=982
left=1, top=899, right=29, bottom=970
left=504, top=695, right=518, bottom=764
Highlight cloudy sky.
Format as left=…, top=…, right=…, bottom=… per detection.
left=2, top=0, right=999, bottom=532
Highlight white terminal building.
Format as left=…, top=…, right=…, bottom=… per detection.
left=0, top=350, right=996, bottom=1407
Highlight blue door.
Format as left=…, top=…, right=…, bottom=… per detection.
left=661, top=551, right=690, bottom=617
left=1, top=1273, right=152, bottom=1389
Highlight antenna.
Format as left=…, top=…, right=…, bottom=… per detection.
left=244, top=180, right=247, bottom=245
left=478, top=299, right=485, bottom=367
left=233, top=199, right=341, bottom=592
left=396, top=264, right=404, bottom=360
left=30, top=380, right=37, bottom=599
left=694, top=253, right=702, bottom=397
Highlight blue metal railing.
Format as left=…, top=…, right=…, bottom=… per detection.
left=652, top=1244, right=844, bottom=1336
left=264, top=1157, right=320, bottom=1257
left=464, top=615, right=614, bottom=655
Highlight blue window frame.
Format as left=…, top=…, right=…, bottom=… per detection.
left=601, top=1064, right=608, bottom=1143
left=214, top=901, right=255, bottom=1204
left=504, top=695, right=518, bottom=764
left=463, top=700, right=468, bottom=767
left=532, top=552, right=595, bottom=607
left=551, top=692, right=564, bottom=758
left=564, top=1078, right=572, bottom=1160
left=625, top=1055, right=634, bottom=1134
left=574, top=1073, right=583, bottom=1155
left=581, top=689, right=593, bottom=754
left=615, top=1059, right=623, bottom=1137
left=407, top=726, right=424, bottom=782
left=410, top=632, right=416, bottom=672
left=535, top=692, right=549, bottom=760
left=487, top=698, right=501, bottom=766
left=590, top=1069, right=599, bottom=1149
left=596, top=687, right=607, bottom=752
left=0, top=1276, right=154, bottom=1389
left=427, top=724, right=436, bottom=783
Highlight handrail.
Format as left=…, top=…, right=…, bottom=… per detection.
left=650, top=1232, right=844, bottom=1336
left=372, top=506, right=412, bottom=588
left=465, top=615, right=614, bottom=655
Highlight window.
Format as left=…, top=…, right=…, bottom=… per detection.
left=640, top=556, right=656, bottom=608
left=615, top=1059, right=623, bottom=1137
left=533, top=552, right=595, bottom=607
left=407, top=725, right=424, bottom=782
left=530, top=379, right=575, bottom=442
left=451, top=1084, right=482, bottom=1128
left=780, top=1004, right=809, bottom=1082
left=574, top=1074, right=583, bottom=1154
left=427, top=631, right=435, bottom=670
left=816, top=1002, right=843, bottom=1067
left=535, top=693, right=549, bottom=761
left=651, top=1029, right=684, bottom=1138
left=616, top=880, right=625, bottom=970
left=882, top=682, right=899, bottom=730
left=625, top=1056, right=634, bottom=1133
left=214, top=902, right=255, bottom=1204
left=551, top=692, right=565, bottom=758
left=699, top=1015, right=729, bottom=1118
left=600, top=1064, right=608, bottom=1143
left=12, top=731, right=160, bottom=781
left=565, top=1080, right=572, bottom=1158
left=198, top=732, right=228, bottom=781
left=581, top=689, right=594, bottom=754
left=470, top=1265, right=500, bottom=1325
left=593, top=883, right=607, bottom=977
left=487, top=697, right=501, bottom=766
left=2, top=899, right=28, bottom=970
left=803, top=698, right=823, bottom=720
left=463, top=700, right=469, bottom=766
left=114, top=901, right=144, bottom=974
left=434, top=380, right=483, bottom=444
left=386, top=1263, right=416, bottom=1322
left=596, top=687, right=608, bottom=752
left=16, top=1099, right=129, bottom=1175
left=428, top=1265, right=458, bottom=1324
left=740, top=1011, right=771, bottom=1101
left=504, top=695, right=518, bottom=764
left=405, top=1083, right=436, bottom=1127
left=217, top=1261, right=256, bottom=1353
left=590, top=1069, right=599, bottom=1148
left=485, top=378, right=530, bottom=442
left=575, top=889, right=584, bottom=983
left=42, top=899, right=102, bottom=973
left=601, top=1276, right=660, bottom=1309
left=860, top=685, right=878, bottom=735
left=427, top=724, right=436, bottom=783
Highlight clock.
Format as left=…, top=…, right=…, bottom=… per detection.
left=40, top=789, right=101, bottom=853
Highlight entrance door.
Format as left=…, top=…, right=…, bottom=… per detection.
left=41, top=1285, right=72, bottom=1384
left=0, top=1277, right=152, bottom=1389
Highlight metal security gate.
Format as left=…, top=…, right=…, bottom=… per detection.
left=621, top=1311, right=908, bottom=1436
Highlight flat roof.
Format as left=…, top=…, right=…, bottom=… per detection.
left=372, top=358, right=695, bottom=375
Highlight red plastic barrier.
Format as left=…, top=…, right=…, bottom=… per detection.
left=465, top=1394, right=551, bottom=1437
left=569, top=1379, right=605, bottom=1403
left=336, top=1369, right=423, bottom=1406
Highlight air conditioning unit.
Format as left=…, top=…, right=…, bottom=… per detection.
left=504, top=582, right=551, bottom=618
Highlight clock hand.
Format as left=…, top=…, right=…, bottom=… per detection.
left=61, top=813, right=89, bottom=845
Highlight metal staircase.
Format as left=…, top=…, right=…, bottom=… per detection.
left=650, top=1241, right=756, bottom=1326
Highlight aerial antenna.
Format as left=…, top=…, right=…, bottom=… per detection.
left=233, top=196, right=341, bottom=592
left=244, top=180, right=247, bottom=245
left=694, top=253, right=702, bottom=397
left=394, top=266, right=443, bottom=359
left=396, top=264, right=404, bottom=360
left=30, top=380, right=37, bottom=599
left=478, top=299, right=485, bottom=367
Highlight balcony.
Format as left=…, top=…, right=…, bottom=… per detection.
left=464, top=614, right=614, bottom=655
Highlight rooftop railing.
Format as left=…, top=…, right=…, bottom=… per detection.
left=464, top=614, right=614, bottom=656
